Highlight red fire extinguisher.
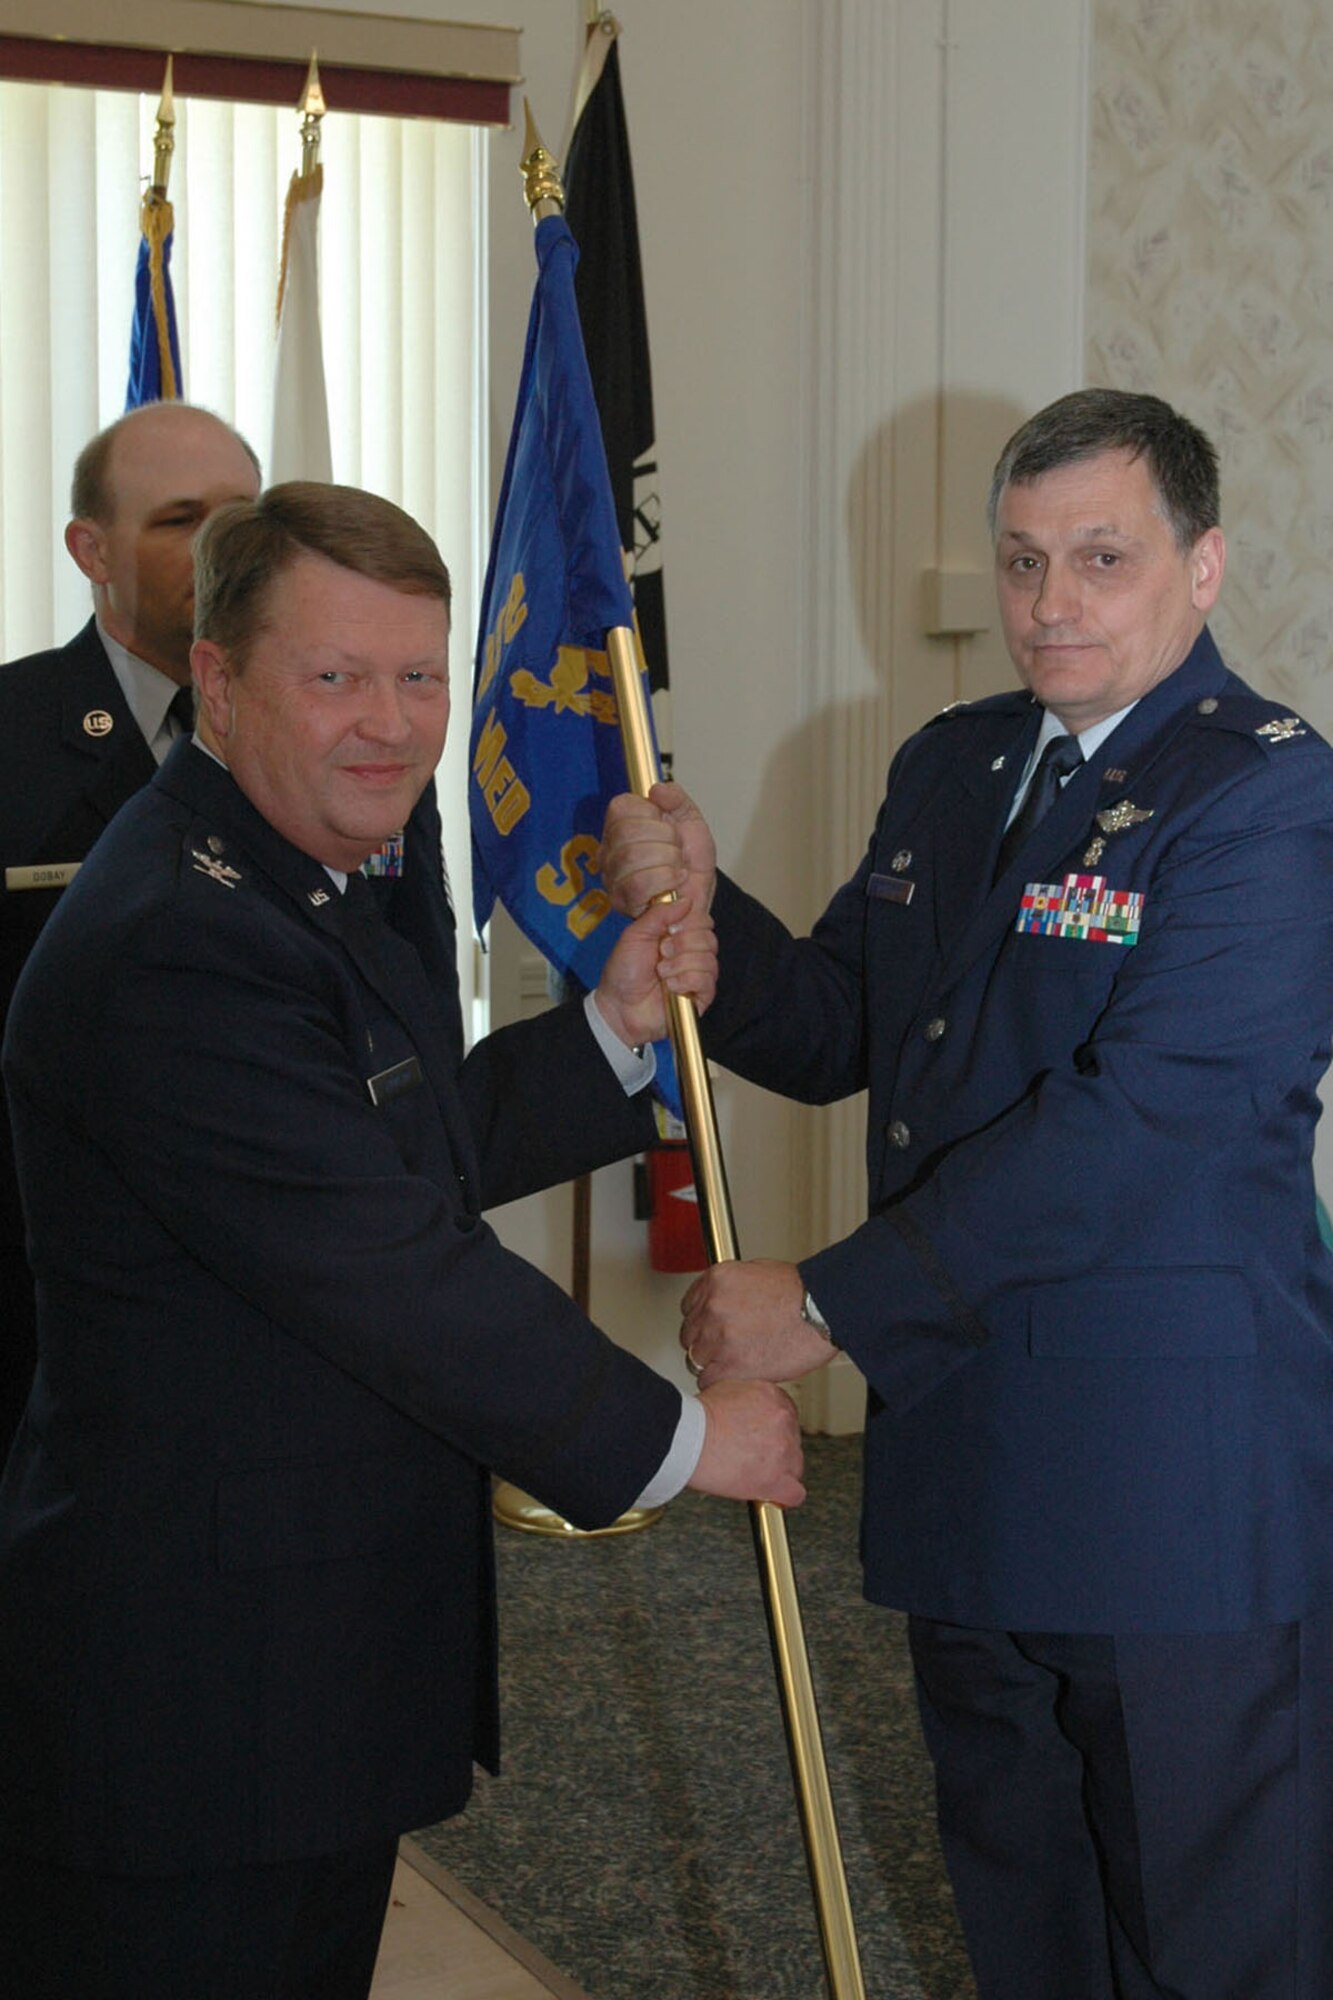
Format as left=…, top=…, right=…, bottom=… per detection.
left=640, top=1136, right=709, bottom=1273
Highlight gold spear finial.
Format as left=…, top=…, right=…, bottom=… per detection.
left=520, top=99, right=564, bottom=221
left=150, top=55, right=175, bottom=197
left=297, top=53, right=326, bottom=179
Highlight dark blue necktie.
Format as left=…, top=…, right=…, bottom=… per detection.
left=167, top=685, right=196, bottom=736
left=995, top=733, right=1083, bottom=880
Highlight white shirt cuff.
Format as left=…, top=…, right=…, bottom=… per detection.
left=583, top=990, right=657, bottom=1096
left=633, top=1392, right=707, bottom=1508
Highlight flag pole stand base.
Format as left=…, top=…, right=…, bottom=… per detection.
left=492, top=1481, right=664, bottom=1537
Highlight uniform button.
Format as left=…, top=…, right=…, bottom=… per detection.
left=888, top=1120, right=911, bottom=1150
left=923, top=1017, right=946, bottom=1042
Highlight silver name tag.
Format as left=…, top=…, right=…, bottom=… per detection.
left=6, top=862, right=81, bottom=892
left=367, top=1056, right=424, bottom=1106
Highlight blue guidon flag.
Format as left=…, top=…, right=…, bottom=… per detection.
left=470, top=212, right=676, bottom=1103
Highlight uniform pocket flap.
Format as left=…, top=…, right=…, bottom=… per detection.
left=1027, top=1266, right=1256, bottom=1359
left=215, top=1451, right=449, bottom=1570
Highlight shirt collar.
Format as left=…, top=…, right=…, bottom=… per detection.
left=1031, top=700, right=1137, bottom=768
left=96, top=618, right=188, bottom=761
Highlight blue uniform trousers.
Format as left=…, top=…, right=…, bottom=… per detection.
left=910, top=1612, right=1333, bottom=1999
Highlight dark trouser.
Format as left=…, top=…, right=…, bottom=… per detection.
left=909, top=1613, right=1333, bottom=2000
left=0, top=1248, right=36, bottom=1464
left=0, top=1836, right=399, bottom=2000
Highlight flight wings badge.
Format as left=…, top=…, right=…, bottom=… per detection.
left=1083, top=799, right=1153, bottom=868
left=1095, top=800, right=1154, bottom=835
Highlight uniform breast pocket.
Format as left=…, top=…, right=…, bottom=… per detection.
left=1002, top=924, right=1130, bottom=1010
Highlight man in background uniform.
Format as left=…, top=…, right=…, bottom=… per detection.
left=0, top=403, right=261, bottom=1448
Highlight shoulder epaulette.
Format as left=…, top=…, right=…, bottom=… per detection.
left=924, top=690, right=1031, bottom=728
left=1191, top=690, right=1321, bottom=750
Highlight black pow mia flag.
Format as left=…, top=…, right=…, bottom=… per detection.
left=564, top=28, right=671, bottom=767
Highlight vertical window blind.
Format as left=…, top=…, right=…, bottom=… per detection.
left=0, top=78, right=487, bottom=989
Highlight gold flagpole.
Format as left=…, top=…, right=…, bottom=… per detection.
left=490, top=123, right=655, bottom=1542
left=518, top=107, right=867, bottom=2000
left=139, top=57, right=179, bottom=399
left=276, top=55, right=326, bottom=331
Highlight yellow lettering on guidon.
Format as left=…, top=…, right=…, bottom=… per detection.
left=471, top=712, right=531, bottom=837
left=536, top=835, right=612, bottom=942
left=476, top=573, right=530, bottom=705
left=510, top=646, right=619, bottom=725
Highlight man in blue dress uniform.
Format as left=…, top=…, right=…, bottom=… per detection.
left=0, top=403, right=263, bottom=1453
left=0, top=482, right=803, bottom=1997
left=602, top=390, right=1333, bottom=1998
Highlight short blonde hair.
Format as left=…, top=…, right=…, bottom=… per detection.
left=194, top=482, right=452, bottom=667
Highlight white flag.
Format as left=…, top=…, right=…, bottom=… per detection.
left=270, top=166, right=332, bottom=483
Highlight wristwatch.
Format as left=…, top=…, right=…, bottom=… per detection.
left=800, top=1287, right=840, bottom=1348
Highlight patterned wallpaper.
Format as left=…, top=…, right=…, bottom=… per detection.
left=1088, top=1, right=1333, bottom=732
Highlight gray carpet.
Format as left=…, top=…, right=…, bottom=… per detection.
left=414, top=1435, right=975, bottom=2000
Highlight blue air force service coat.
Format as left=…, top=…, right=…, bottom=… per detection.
left=0, top=741, right=678, bottom=1872
left=0, top=621, right=158, bottom=1436
left=705, top=630, right=1333, bottom=1635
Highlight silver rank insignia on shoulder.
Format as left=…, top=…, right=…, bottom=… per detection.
left=1256, top=716, right=1307, bottom=742
left=191, top=849, right=242, bottom=888
left=191, top=848, right=240, bottom=888
left=939, top=699, right=966, bottom=715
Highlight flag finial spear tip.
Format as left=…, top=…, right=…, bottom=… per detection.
left=297, top=52, right=326, bottom=179
left=150, top=55, right=175, bottom=196
left=520, top=99, right=565, bottom=221
left=298, top=51, right=326, bottom=121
